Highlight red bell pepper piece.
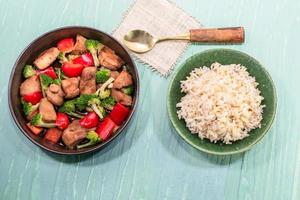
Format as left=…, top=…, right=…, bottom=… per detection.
left=26, top=122, right=43, bottom=135
left=109, top=103, right=130, bottom=126
left=44, top=128, right=63, bottom=143
left=96, top=117, right=116, bottom=141
left=61, top=62, right=84, bottom=77
left=22, top=91, right=43, bottom=105
left=80, top=112, right=99, bottom=129
left=37, top=66, right=57, bottom=79
left=55, top=112, right=69, bottom=130
left=57, top=38, right=74, bottom=53
left=72, top=53, right=94, bottom=66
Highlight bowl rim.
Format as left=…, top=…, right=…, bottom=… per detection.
left=167, top=48, right=277, bottom=155
left=8, top=26, right=139, bottom=155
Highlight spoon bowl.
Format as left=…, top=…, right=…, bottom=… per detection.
left=123, top=30, right=157, bottom=53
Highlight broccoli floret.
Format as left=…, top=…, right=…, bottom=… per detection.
left=122, top=86, right=134, bottom=95
left=101, top=96, right=116, bottom=110
left=52, top=68, right=66, bottom=85
left=58, top=52, right=68, bottom=63
left=88, top=97, right=105, bottom=119
left=53, top=78, right=61, bottom=85
left=96, top=77, right=115, bottom=97
left=96, top=69, right=110, bottom=83
left=75, top=94, right=98, bottom=111
left=31, top=113, right=56, bottom=128
left=21, top=101, right=39, bottom=116
left=23, top=65, right=36, bottom=78
left=99, top=89, right=110, bottom=99
left=77, top=131, right=100, bottom=149
left=85, top=39, right=103, bottom=67
left=67, top=54, right=79, bottom=61
left=59, top=100, right=84, bottom=119
left=39, top=74, right=53, bottom=97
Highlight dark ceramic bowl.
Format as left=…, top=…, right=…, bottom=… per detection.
left=9, top=26, right=139, bottom=155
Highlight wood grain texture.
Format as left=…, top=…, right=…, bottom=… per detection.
left=0, top=0, right=299, bottom=199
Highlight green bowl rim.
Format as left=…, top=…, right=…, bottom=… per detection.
left=167, top=48, right=277, bottom=155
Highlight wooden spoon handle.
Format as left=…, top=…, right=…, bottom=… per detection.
left=190, top=27, right=244, bottom=43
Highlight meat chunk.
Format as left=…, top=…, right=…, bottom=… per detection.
left=80, top=67, right=96, bottom=94
left=20, top=75, right=41, bottom=96
left=72, top=34, right=87, bottom=54
left=62, top=120, right=87, bottom=149
left=62, top=77, right=80, bottom=99
left=46, top=84, right=64, bottom=106
left=39, top=98, right=57, bottom=122
left=110, top=71, right=120, bottom=79
left=98, top=46, right=124, bottom=70
left=111, top=89, right=133, bottom=106
left=113, top=70, right=133, bottom=89
left=33, top=47, right=59, bottom=70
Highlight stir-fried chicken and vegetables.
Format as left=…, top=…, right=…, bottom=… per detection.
left=20, top=35, right=134, bottom=149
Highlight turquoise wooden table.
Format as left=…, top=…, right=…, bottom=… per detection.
left=1, top=0, right=300, bottom=199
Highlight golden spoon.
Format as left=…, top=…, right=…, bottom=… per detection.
left=123, top=27, right=244, bottom=53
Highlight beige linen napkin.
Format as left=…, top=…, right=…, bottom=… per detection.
left=113, top=0, right=201, bottom=76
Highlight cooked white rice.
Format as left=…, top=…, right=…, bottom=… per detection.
left=176, top=62, right=264, bottom=144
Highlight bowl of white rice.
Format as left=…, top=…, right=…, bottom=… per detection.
left=167, top=49, right=276, bottom=155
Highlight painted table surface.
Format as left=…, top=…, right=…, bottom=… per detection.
left=0, top=0, right=299, bottom=199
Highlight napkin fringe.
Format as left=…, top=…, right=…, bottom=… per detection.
left=112, top=0, right=202, bottom=77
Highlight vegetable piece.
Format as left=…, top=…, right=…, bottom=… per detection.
left=101, top=96, right=116, bottom=110
left=96, top=117, right=116, bottom=141
left=121, top=86, right=134, bottom=95
left=23, top=65, right=57, bottom=80
left=22, top=91, right=43, bottom=105
left=39, top=74, right=53, bottom=97
left=23, top=65, right=36, bottom=78
left=53, top=78, right=61, bottom=85
left=77, top=131, right=100, bottom=149
left=99, top=89, right=110, bottom=99
left=87, top=97, right=105, bottom=119
left=57, top=38, right=74, bottom=53
left=85, top=39, right=103, bottom=67
left=26, top=122, right=43, bottom=135
left=58, top=52, right=68, bottom=63
left=55, top=112, right=69, bottom=130
left=72, top=52, right=94, bottom=66
left=53, top=68, right=67, bottom=86
left=109, top=103, right=130, bottom=125
left=59, top=100, right=84, bottom=119
left=61, top=62, right=84, bottom=77
left=44, top=128, right=62, bottom=143
left=96, top=77, right=114, bottom=98
left=96, top=69, right=110, bottom=83
left=31, top=113, right=57, bottom=128
left=79, top=112, right=99, bottom=128
left=38, top=66, right=57, bottom=79
left=75, top=94, right=98, bottom=111
left=21, top=100, right=39, bottom=117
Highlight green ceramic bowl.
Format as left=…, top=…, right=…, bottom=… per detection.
left=167, top=49, right=277, bottom=155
